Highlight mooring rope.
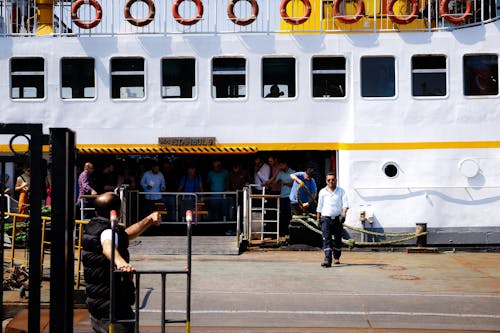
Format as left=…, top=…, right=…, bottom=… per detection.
left=291, top=213, right=428, bottom=248
left=292, top=182, right=427, bottom=247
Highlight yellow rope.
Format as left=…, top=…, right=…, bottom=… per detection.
left=291, top=214, right=428, bottom=248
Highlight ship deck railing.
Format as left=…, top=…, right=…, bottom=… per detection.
left=0, top=0, right=498, bottom=37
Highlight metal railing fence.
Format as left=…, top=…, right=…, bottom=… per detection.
left=0, top=0, right=498, bottom=36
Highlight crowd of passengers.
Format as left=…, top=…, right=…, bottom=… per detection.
left=74, top=153, right=326, bottom=235
left=0, top=153, right=326, bottom=235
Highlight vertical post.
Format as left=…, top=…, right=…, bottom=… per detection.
left=416, top=222, right=427, bottom=247
left=0, top=161, right=6, bottom=313
left=49, top=128, right=76, bottom=333
left=28, top=124, right=43, bottom=333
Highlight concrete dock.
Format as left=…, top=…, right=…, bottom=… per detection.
left=3, top=240, right=500, bottom=332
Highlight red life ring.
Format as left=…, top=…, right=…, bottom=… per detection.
left=280, top=0, right=312, bottom=25
left=387, top=0, right=419, bottom=25
left=228, top=0, right=259, bottom=26
left=172, top=0, right=204, bottom=26
left=439, top=0, right=473, bottom=24
left=333, top=0, right=365, bottom=24
left=124, top=0, right=156, bottom=27
left=71, top=0, right=103, bottom=29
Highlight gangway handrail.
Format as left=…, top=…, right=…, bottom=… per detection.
left=110, top=210, right=192, bottom=333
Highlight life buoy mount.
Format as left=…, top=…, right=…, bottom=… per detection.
left=172, top=0, right=204, bottom=26
left=333, top=0, right=365, bottom=24
left=124, top=0, right=156, bottom=27
left=71, top=0, right=103, bottom=29
left=439, top=0, right=473, bottom=25
left=228, top=0, right=259, bottom=26
left=387, top=0, right=419, bottom=25
left=280, top=0, right=312, bottom=25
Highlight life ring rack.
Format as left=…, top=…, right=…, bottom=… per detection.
left=71, top=0, right=103, bottom=29
left=439, top=0, right=473, bottom=25
left=387, top=0, right=419, bottom=25
left=172, top=0, right=204, bottom=26
left=227, top=0, right=259, bottom=26
left=333, top=0, right=365, bottom=24
left=280, top=0, right=312, bottom=25
left=124, top=0, right=156, bottom=27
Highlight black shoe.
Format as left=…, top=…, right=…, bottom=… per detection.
left=321, top=261, right=332, bottom=268
left=333, top=259, right=341, bottom=265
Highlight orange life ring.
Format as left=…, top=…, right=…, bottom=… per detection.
left=124, top=0, right=156, bottom=27
left=439, top=0, right=473, bottom=24
left=227, top=0, right=259, bottom=26
left=280, top=0, right=312, bottom=25
left=172, top=0, right=204, bottom=26
left=71, top=0, right=103, bottom=29
left=333, top=0, right=365, bottom=24
left=387, top=0, right=419, bottom=24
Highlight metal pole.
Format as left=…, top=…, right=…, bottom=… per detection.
left=28, top=124, right=43, bottom=333
left=49, top=128, right=76, bottom=333
left=0, top=161, right=6, bottom=321
left=185, top=210, right=192, bottom=333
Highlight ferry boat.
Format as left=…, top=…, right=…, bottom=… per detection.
left=0, top=0, right=499, bottom=245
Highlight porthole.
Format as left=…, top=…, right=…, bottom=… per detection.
left=382, top=162, right=399, bottom=178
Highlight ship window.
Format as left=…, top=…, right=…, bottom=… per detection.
left=162, top=58, right=195, bottom=99
left=412, top=55, right=447, bottom=97
left=361, top=57, right=395, bottom=98
left=212, top=57, right=246, bottom=99
left=262, top=57, right=296, bottom=98
left=10, top=57, right=44, bottom=99
left=463, top=54, right=498, bottom=96
left=312, top=56, right=346, bottom=98
left=111, top=57, right=145, bottom=99
left=382, top=162, right=399, bottom=178
left=61, top=58, right=95, bottom=99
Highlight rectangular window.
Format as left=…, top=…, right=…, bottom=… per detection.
left=212, top=57, right=246, bottom=99
left=162, top=58, right=196, bottom=99
left=262, top=57, right=296, bottom=98
left=111, top=57, right=145, bottom=99
left=361, top=56, right=395, bottom=98
left=312, top=56, right=346, bottom=98
left=463, top=54, right=498, bottom=96
left=412, top=55, right=447, bottom=97
left=11, top=57, right=45, bottom=99
left=61, top=58, right=95, bottom=99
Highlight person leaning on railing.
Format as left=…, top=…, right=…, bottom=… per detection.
left=82, top=192, right=161, bottom=333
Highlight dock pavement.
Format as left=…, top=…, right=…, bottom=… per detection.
left=3, top=243, right=500, bottom=332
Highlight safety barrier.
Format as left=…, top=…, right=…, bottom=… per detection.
left=0, top=0, right=497, bottom=36
left=110, top=210, right=192, bottom=333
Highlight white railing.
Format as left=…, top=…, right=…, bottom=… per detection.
left=0, top=0, right=498, bottom=36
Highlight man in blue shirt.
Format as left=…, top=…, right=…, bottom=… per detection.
left=289, top=168, right=317, bottom=216
left=275, top=161, right=295, bottom=235
left=140, top=161, right=166, bottom=218
left=316, top=172, right=348, bottom=267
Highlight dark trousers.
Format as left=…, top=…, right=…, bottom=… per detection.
left=279, top=197, right=291, bottom=235
left=321, top=216, right=343, bottom=262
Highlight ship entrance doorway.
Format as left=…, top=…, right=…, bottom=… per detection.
left=77, top=150, right=337, bottom=241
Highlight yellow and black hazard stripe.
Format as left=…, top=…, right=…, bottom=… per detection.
left=76, top=144, right=258, bottom=155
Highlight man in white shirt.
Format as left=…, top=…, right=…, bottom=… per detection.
left=316, top=172, right=348, bottom=267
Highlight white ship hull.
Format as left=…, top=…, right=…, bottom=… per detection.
left=1, top=0, right=499, bottom=244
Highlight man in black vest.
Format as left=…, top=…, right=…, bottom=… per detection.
left=82, top=192, right=161, bottom=333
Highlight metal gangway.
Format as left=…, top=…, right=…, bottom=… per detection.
left=245, top=185, right=280, bottom=246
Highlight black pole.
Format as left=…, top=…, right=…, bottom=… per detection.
left=0, top=161, right=6, bottom=322
left=28, top=124, right=43, bottom=333
left=49, top=128, right=76, bottom=333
